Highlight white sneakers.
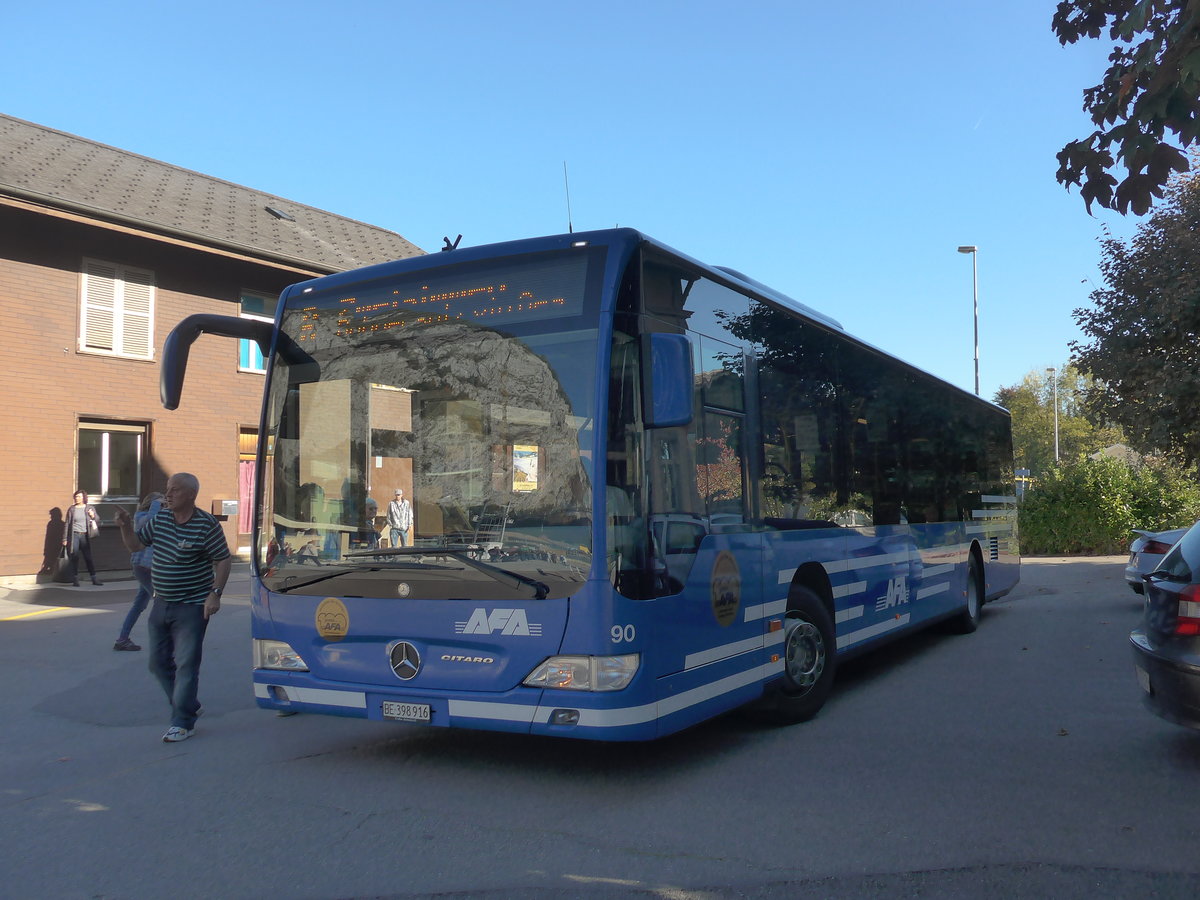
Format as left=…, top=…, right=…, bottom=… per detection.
left=162, top=726, right=193, bottom=742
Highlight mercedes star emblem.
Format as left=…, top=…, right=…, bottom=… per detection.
left=389, top=641, right=421, bottom=680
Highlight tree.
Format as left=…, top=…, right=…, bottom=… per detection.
left=1071, top=163, right=1200, bottom=465
left=994, top=365, right=1124, bottom=475
left=1053, top=0, right=1200, bottom=214
left=1019, top=455, right=1200, bottom=554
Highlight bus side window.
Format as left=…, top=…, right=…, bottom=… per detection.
left=647, top=428, right=706, bottom=591
left=750, top=300, right=844, bottom=528
left=697, top=410, right=746, bottom=528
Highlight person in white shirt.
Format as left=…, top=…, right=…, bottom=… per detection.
left=386, top=488, right=413, bottom=547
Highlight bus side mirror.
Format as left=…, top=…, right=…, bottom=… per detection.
left=161, top=314, right=273, bottom=409
left=642, top=332, right=693, bottom=428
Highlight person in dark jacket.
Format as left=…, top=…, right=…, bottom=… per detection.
left=62, top=490, right=102, bottom=586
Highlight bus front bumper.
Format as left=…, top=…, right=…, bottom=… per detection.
left=252, top=673, right=665, bottom=741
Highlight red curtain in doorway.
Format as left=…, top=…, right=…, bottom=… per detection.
left=238, top=460, right=255, bottom=534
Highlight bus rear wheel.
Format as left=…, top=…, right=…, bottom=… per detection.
left=946, top=553, right=983, bottom=634
left=755, top=588, right=836, bottom=725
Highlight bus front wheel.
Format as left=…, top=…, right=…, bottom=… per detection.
left=755, top=588, right=837, bottom=725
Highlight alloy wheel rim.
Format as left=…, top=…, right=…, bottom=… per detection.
left=784, top=616, right=824, bottom=692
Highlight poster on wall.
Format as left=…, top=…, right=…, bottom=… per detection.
left=512, top=445, right=539, bottom=492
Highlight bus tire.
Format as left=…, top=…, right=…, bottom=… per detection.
left=946, top=553, right=983, bottom=634
left=755, top=587, right=836, bottom=725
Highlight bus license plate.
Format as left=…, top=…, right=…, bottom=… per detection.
left=382, top=701, right=431, bottom=722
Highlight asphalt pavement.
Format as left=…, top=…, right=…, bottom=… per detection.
left=4, top=556, right=1200, bottom=900
left=0, top=563, right=253, bottom=623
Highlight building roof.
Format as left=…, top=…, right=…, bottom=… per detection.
left=0, top=113, right=424, bottom=272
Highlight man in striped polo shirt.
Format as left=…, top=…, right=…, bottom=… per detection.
left=116, top=472, right=231, bottom=743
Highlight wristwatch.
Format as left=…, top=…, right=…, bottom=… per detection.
left=211, top=587, right=223, bottom=597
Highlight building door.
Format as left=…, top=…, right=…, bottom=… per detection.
left=238, top=429, right=258, bottom=551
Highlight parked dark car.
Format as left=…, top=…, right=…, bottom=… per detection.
left=1130, top=521, right=1200, bottom=730
left=1125, top=526, right=1188, bottom=594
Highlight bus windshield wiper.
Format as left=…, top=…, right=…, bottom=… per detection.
left=345, top=546, right=550, bottom=599
left=275, top=558, right=459, bottom=593
left=275, top=568, right=358, bottom=594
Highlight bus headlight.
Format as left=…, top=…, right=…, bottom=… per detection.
left=253, top=639, right=309, bottom=671
left=523, top=654, right=639, bottom=691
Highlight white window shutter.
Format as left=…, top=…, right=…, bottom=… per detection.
left=80, top=259, right=155, bottom=358
left=121, top=266, right=154, bottom=358
left=82, top=260, right=117, bottom=351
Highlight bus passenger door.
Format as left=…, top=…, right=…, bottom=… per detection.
left=649, top=332, right=763, bottom=678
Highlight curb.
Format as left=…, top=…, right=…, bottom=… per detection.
left=0, top=564, right=253, bottom=605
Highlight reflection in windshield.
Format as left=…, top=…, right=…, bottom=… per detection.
left=257, top=251, right=601, bottom=600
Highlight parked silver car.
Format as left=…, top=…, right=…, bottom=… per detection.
left=1131, top=519, right=1200, bottom=730
left=1125, top=526, right=1189, bottom=594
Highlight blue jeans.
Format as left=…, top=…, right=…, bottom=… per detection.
left=148, top=599, right=209, bottom=729
left=390, top=527, right=409, bottom=547
left=120, top=564, right=153, bottom=640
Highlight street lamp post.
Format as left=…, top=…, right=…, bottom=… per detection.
left=1046, top=366, right=1060, bottom=463
left=957, top=245, right=979, bottom=395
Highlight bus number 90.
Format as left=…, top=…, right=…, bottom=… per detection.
left=611, top=624, right=636, bottom=643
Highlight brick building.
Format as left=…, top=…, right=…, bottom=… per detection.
left=0, top=114, right=423, bottom=580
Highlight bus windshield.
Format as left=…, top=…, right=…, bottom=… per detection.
left=257, top=248, right=604, bottom=600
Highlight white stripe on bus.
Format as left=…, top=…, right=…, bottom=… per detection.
left=779, top=549, right=917, bottom=585
left=967, top=524, right=1013, bottom=535
left=916, top=582, right=949, bottom=600
left=743, top=598, right=787, bottom=622
left=254, top=683, right=367, bottom=709
left=684, top=635, right=765, bottom=669
left=447, top=662, right=781, bottom=730
left=448, top=699, right=538, bottom=724
left=837, top=613, right=911, bottom=649
left=526, top=661, right=786, bottom=728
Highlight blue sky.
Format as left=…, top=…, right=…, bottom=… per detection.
left=5, top=1, right=1147, bottom=400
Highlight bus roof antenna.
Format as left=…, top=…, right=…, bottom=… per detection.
left=441, top=234, right=462, bottom=252
left=563, top=161, right=574, bottom=233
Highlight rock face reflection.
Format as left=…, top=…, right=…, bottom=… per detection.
left=281, top=316, right=592, bottom=546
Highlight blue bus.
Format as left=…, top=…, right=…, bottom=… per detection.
left=162, top=228, right=1019, bottom=741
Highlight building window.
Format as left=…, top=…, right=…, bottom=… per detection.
left=80, top=259, right=155, bottom=359
left=78, top=421, right=147, bottom=516
left=239, top=290, right=278, bottom=373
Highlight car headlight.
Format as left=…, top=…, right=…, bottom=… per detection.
left=523, top=654, right=639, bottom=691
left=253, top=639, right=309, bottom=671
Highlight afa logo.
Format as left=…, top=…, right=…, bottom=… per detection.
left=455, top=608, right=543, bottom=636
left=710, top=551, right=741, bottom=627
left=315, top=597, right=350, bottom=642
left=874, top=577, right=909, bottom=612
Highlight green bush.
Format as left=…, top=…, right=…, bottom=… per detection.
left=1019, top=457, right=1200, bottom=555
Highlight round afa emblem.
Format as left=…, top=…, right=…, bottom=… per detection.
left=315, top=597, right=349, bottom=642
left=711, top=551, right=741, bottom=627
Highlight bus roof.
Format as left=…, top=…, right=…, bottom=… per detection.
left=284, top=227, right=1006, bottom=415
